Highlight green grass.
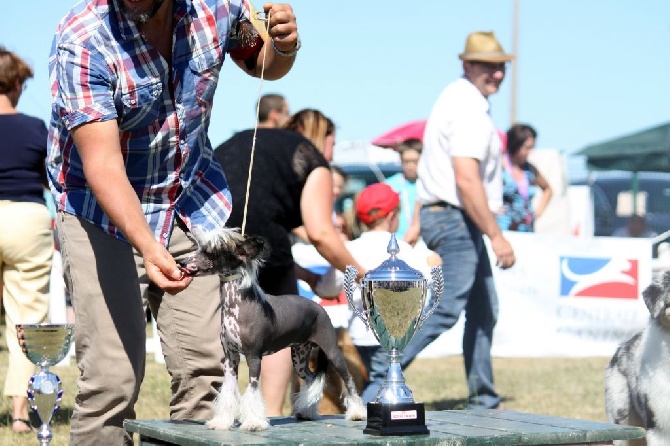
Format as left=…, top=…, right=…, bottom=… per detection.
left=0, top=328, right=611, bottom=446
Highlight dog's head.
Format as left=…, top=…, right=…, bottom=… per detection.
left=177, top=227, right=269, bottom=289
left=642, top=271, right=670, bottom=329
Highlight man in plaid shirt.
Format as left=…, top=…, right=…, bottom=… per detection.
left=46, top=1, right=300, bottom=444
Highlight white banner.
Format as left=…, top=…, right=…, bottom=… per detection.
left=419, top=232, right=652, bottom=358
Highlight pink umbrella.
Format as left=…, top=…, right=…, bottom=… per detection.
left=372, top=120, right=508, bottom=151
left=371, top=120, right=426, bottom=148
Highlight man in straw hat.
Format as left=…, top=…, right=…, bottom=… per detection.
left=401, top=31, right=516, bottom=409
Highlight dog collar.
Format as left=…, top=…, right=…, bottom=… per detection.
left=219, top=273, right=242, bottom=283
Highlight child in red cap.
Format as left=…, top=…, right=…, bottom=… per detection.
left=355, top=183, right=401, bottom=226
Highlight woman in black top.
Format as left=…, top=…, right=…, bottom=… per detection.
left=0, top=46, right=53, bottom=433
left=215, top=113, right=364, bottom=416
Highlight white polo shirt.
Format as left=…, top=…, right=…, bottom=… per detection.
left=417, top=77, right=503, bottom=212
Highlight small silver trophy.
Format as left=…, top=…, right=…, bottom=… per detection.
left=344, top=234, right=443, bottom=436
left=16, top=323, right=74, bottom=446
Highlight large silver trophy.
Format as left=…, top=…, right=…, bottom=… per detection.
left=344, top=234, right=443, bottom=436
left=16, top=323, right=74, bottom=446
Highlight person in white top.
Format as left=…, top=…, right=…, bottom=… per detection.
left=402, top=31, right=516, bottom=410
left=317, top=182, right=439, bottom=403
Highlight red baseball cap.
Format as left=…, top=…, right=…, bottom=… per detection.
left=356, top=183, right=400, bottom=225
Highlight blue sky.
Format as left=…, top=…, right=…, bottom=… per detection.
left=3, top=1, right=669, bottom=160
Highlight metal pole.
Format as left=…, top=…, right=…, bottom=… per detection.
left=510, top=0, right=519, bottom=126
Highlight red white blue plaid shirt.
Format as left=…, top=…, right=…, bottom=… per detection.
left=47, top=0, right=256, bottom=246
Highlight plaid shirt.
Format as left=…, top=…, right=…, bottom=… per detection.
left=47, top=0, right=255, bottom=246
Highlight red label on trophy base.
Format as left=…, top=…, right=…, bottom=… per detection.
left=391, top=410, right=418, bottom=420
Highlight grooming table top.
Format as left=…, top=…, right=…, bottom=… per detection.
left=124, top=409, right=645, bottom=445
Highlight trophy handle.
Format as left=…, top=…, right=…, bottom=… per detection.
left=344, top=265, right=370, bottom=329
left=416, top=266, right=444, bottom=331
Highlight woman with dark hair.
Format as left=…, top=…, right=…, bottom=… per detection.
left=496, top=123, right=553, bottom=232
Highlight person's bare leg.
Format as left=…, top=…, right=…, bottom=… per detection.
left=12, top=395, right=31, bottom=432
left=260, top=348, right=293, bottom=416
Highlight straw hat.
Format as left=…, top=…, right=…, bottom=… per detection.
left=458, top=31, right=515, bottom=63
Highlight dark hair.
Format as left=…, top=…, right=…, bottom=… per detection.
left=397, top=138, right=423, bottom=156
left=0, top=46, right=33, bottom=94
left=330, top=165, right=348, bottom=182
left=506, top=123, right=537, bottom=156
left=257, top=93, right=286, bottom=122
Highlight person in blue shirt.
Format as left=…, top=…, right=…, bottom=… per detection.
left=384, top=139, right=422, bottom=242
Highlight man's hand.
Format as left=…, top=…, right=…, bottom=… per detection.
left=490, top=234, right=515, bottom=270
left=142, top=242, right=193, bottom=295
left=264, top=3, right=298, bottom=53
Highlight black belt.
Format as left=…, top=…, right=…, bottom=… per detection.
left=423, top=201, right=457, bottom=209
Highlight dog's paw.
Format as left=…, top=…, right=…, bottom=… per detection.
left=344, top=395, right=367, bottom=421
left=294, top=409, right=320, bottom=421
left=205, top=416, right=234, bottom=430
left=239, top=418, right=270, bottom=431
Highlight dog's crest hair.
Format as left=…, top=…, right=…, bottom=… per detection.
left=193, top=226, right=245, bottom=252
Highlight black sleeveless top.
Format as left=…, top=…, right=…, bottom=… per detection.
left=215, top=129, right=329, bottom=268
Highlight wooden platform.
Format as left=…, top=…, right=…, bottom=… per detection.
left=124, top=409, right=645, bottom=445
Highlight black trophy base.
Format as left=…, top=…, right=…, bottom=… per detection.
left=364, top=402, right=430, bottom=436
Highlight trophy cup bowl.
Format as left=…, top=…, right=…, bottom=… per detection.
left=16, top=323, right=74, bottom=446
left=344, top=234, right=443, bottom=436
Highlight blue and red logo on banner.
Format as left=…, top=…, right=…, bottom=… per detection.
left=560, top=256, right=639, bottom=299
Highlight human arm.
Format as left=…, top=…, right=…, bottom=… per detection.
left=452, top=157, right=515, bottom=269
left=71, top=120, right=191, bottom=294
left=294, top=263, right=320, bottom=290
left=403, top=200, right=422, bottom=246
left=291, top=226, right=309, bottom=243
left=233, top=3, right=298, bottom=80
left=531, top=165, right=553, bottom=219
left=300, top=167, right=366, bottom=279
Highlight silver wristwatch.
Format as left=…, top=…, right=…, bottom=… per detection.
left=272, top=36, right=301, bottom=57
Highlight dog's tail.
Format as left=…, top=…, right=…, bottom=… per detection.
left=293, top=349, right=328, bottom=420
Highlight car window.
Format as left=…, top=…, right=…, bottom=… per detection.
left=574, top=174, right=670, bottom=239
left=333, top=163, right=401, bottom=214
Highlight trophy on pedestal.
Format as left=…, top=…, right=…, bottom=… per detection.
left=16, top=323, right=74, bottom=446
left=344, top=234, right=443, bottom=436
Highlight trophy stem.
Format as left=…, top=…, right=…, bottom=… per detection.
left=386, top=349, right=407, bottom=388
left=37, top=423, right=54, bottom=446
left=28, top=368, right=63, bottom=446
left=373, top=348, right=415, bottom=404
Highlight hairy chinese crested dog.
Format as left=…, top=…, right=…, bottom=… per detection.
left=177, top=229, right=366, bottom=431
left=605, top=271, right=670, bottom=446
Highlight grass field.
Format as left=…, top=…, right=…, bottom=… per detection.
left=0, top=328, right=612, bottom=446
